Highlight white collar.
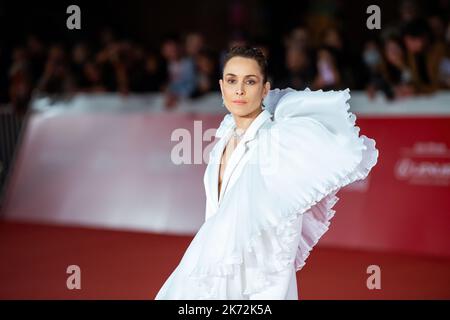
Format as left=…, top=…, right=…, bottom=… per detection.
left=215, top=109, right=272, bottom=143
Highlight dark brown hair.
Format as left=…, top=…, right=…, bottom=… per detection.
left=222, top=45, right=268, bottom=83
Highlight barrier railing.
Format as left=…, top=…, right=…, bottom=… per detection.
left=0, top=107, right=25, bottom=210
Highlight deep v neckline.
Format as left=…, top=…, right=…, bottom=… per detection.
left=214, top=109, right=272, bottom=205
left=218, top=135, right=238, bottom=202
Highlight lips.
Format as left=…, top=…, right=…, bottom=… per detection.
left=232, top=100, right=247, bottom=104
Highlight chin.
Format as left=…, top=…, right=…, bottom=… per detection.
left=230, top=108, right=249, bottom=116
left=230, top=106, right=260, bottom=117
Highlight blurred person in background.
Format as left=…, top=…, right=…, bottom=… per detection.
left=160, top=35, right=196, bottom=109
left=95, top=40, right=130, bottom=94
left=98, top=27, right=116, bottom=50
left=427, top=13, right=450, bottom=88
left=287, top=26, right=310, bottom=48
left=190, top=47, right=220, bottom=98
left=70, top=42, right=92, bottom=90
left=111, top=41, right=133, bottom=95
left=275, top=43, right=315, bottom=90
left=382, top=0, right=421, bottom=39
left=402, top=18, right=446, bottom=94
left=312, top=46, right=343, bottom=90
left=35, top=44, right=75, bottom=96
left=9, top=47, right=33, bottom=116
left=399, top=0, right=420, bottom=24
left=304, top=0, right=341, bottom=48
left=380, top=36, right=416, bottom=99
left=320, top=27, right=354, bottom=88
left=280, top=26, right=313, bottom=83
left=361, top=39, right=385, bottom=99
left=362, top=35, right=418, bottom=101
left=130, top=49, right=167, bottom=93
left=283, top=26, right=313, bottom=56
left=127, top=43, right=149, bottom=93
left=80, top=61, right=107, bottom=93
left=184, top=31, right=205, bottom=65
left=25, top=34, right=46, bottom=86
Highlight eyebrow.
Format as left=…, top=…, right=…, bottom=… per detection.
left=225, top=73, right=259, bottom=78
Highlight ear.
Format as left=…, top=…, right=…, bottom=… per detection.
left=263, top=81, right=271, bottom=98
left=219, top=79, right=223, bottom=95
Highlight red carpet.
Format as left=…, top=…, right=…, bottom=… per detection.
left=1, top=220, right=449, bottom=299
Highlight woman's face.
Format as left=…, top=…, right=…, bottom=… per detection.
left=219, top=56, right=270, bottom=117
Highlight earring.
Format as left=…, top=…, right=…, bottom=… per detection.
left=261, top=102, right=266, bottom=110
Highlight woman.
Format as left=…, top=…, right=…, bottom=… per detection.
left=379, top=36, right=415, bottom=99
left=155, top=46, right=379, bottom=300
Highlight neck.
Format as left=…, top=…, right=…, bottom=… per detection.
left=233, top=108, right=263, bottom=131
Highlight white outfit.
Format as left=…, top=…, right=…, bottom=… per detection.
left=155, top=88, right=379, bottom=300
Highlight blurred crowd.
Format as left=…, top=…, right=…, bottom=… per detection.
left=1, top=1, right=449, bottom=115
left=3, top=30, right=225, bottom=113
left=362, top=5, right=450, bottom=100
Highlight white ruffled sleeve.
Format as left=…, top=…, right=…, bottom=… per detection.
left=258, top=87, right=379, bottom=271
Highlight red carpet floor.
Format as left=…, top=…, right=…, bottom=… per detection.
left=1, top=220, right=449, bottom=299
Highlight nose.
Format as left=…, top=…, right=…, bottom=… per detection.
left=235, top=87, right=244, bottom=96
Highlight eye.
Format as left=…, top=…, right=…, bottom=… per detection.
left=226, top=79, right=235, bottom=84
left=246, top=80, right=256, bottom=85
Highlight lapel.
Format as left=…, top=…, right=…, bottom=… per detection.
left=206, top=110, right=272, bottom=211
